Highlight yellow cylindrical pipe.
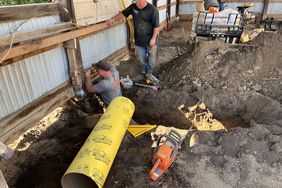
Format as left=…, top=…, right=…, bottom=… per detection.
left=61, top=97, right=135, bottom=188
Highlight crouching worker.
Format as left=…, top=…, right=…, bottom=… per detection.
left=85, top=60, right=122, bottom=107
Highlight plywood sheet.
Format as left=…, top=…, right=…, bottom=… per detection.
left=73, top=0, right=124, bottom=26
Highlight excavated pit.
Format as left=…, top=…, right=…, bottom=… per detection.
left=1, top=22, right=282, bottom=188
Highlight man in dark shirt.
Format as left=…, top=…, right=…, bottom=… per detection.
left=107, top=0, right=159, bottom=78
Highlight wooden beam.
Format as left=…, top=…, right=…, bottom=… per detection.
left=0, top=22, right=75, bottom=49
left=262, top=0, right=270, bottom=19
left=58, top=0, right=77, bottom=23
left=106, top=46, right=130, bottom=64
left=0, top=3, right=60, bottom=23
left=0, top=82, right=73, bottom=144
left=158, top=2, right=177, bottom=10
left=0, top=43, right=63, bottom=67
left=179, top=1, right=202, bottom=5
left=176, top=0, right=180, bottom=16
left=65, top=38, right=84, bottom=97
left=0, top=21, right=124, bottom=64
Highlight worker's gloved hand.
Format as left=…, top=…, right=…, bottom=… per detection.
left=85, top=70, right=92, bottom=79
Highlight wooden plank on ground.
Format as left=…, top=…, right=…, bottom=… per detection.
left=0, top=82, right=73, bottom=144
left=0, top=21, right=124, bottom=64
left=0, top=3, right=60, bottom=23
left=107, top=46, right=130, bottom=64
left=0, top=22, right=75, bottom=48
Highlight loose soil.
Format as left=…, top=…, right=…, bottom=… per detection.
left=1, top=21, right=282, bottom=188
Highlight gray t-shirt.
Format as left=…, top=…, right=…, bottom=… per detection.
left=93, top=76, right=121, bottom=107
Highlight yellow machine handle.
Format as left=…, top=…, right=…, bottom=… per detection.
left=121, top=0, right=135, bottom=50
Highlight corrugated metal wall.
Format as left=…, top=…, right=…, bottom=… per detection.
left=0, top=4, right=132, bottom=122
left=225, top=2, right=264, bottom=13
left=79, top=24, right=128, bottom=68
left=171, top=0, right=177, bottom=17
left=0, top=15, right=61, bottom=36
left=0, top=15, right=70, bottom=120
left=158, top=0, right=167, bottom=7
left=159, top=9, right=167, bottom=23
left=0, top=47, right=69, bottom=120
left=267, top=2, right=282, bottom=15
left=179, top=2, right=197, bottom=15
left=157, top=0, right=177, bottom=24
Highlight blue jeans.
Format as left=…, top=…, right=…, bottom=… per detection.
left=135, top=45, right=157, bottom=75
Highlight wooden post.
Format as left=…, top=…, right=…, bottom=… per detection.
left=59, top=0, right=85, bottom=100
left=166, top=0, right=171, bottom=20
left=176, top=0, right=180, bottom=16
left=262, top=0, right=270, bottom=20
left=64, top=38, right=85, bottom=99
left=58, top=0, right=76, bottom=23
left=153, top=0, right=158, bottom=7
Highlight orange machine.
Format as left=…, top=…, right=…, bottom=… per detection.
left=209, top=6, right=219, bottom=14
left=149, top=130, right=182, bottom=181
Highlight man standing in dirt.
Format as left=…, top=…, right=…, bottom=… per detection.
left=107, top=0, right=160, bottom=79
left=85, top=60, right=121, bottom=107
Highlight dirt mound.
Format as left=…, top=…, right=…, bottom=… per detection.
left=127, top=31, right=282, bottom=128
left=120, top=30, right=282, bottom=187
left=1, top=26, right=281, bottom=188
left=105, top=120, right=282, bottom=188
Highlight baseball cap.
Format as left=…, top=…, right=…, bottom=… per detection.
left=92, top=60, right=111, bottom=71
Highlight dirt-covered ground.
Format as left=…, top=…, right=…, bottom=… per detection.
left=1, top=21, right=282, bottom=188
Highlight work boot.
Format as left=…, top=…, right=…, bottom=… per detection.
left=145, top=74, right=160, bottom=85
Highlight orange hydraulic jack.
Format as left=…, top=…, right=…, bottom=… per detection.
left=149, top=130, right=182, bottom=181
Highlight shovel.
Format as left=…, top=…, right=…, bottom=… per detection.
left=120, top=77, right=158, bottom=91
left=134, top=82, right=158, bottom=91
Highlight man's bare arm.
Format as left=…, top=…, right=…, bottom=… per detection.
left=150, top=27, right=160, bottom=47
left=107, top=12, right=125, bottom=26
left=85, top=70, right=96, bottom=93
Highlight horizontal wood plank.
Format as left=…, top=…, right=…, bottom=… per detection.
left=158, top=2, right=177, bottom=10
left=73, top=0, right=122, bottom=26
left=0, top=22, right=75, bottom=48
left=0, top=43, right=63, bottom=67
left=0, top=21, right=124, bottom=64
left=0, top=82, right=73, bottom=144
left=0, top=3, right=60, bottom=23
